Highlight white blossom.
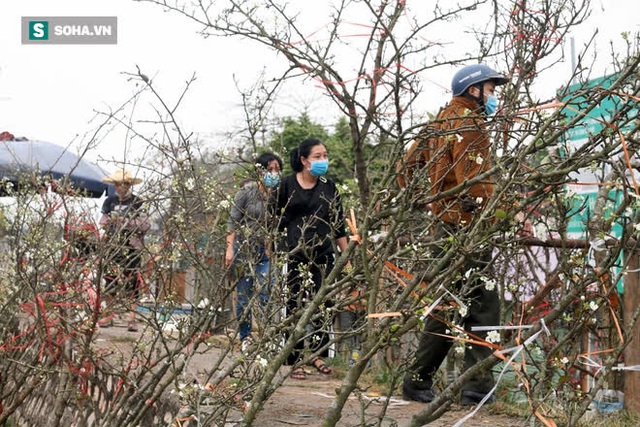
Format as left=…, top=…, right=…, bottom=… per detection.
left=184, top=178, right=195, bottom=191
left=480, top=276, right=496, bottom=291
left=475, top=155, right=484, bottom=165
left=219, top=199, right=231, bottom=209
left=486, top=330, right=500, bottom=344
left=589, top=301, right=599, bottom=311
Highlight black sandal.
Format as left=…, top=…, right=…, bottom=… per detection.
left=310, top=358, right=332, bottom=375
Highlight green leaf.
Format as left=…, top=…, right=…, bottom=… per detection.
left=494, top=209, right=508, bottom=219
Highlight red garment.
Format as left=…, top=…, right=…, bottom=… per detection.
left=0, top=131, right=15, bottom=141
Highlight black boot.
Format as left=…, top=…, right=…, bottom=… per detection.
left=460, top=390, right=495, bottom=405
left=402, top=383, right=435, bottom=403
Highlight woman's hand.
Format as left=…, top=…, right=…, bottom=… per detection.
left=225, top=233, right=236, bottom=267
left=225, top=245, right=234, bottom=267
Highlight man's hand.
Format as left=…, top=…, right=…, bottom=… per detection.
left=460, top=195, right=478, bottom=213
left=107, top=212, right=125, bottom=228
left=515, top=212, right=534, bottom=238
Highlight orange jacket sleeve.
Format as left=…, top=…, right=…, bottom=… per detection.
left=396, top=135, right=428, bottom=189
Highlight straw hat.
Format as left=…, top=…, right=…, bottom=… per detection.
left=102, top=169, right=143, bottom=185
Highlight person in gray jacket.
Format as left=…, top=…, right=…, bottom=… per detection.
left=225, top=152, right=283, bottom=352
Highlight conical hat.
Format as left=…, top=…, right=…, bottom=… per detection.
left=102, top=169, right=143, bottom=185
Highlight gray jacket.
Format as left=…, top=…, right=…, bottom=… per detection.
left=227, top=181, right=269, bottom=246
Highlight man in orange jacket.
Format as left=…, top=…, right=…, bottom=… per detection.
left=398, top=64, right=509, bottom=405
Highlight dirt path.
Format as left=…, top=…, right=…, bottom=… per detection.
left=97, top=323, right=527, bottom=427
left=250, top=374, right=527, bottom=426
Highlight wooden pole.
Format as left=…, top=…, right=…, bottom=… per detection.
left=624, top=252, right=640, bottom=412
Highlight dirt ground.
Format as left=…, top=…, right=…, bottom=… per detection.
left=96, top=319, right=529, bottom=427
left=249, top=374, right=528, bottom=427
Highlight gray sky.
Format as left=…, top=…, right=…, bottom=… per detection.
left=1, top=0, right=638, bottom=174
left=1, top=0, right=270, bottom=168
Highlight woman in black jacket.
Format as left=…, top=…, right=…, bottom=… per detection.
left=270, top=138, right=348, bottom=380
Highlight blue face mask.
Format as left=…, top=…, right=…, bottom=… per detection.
left=309, top=159, right=329, bottom=177
left=263, top=172, right=280, bottom=188
left=484, top=95, right=498, bottom=115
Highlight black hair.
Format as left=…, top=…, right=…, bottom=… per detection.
left=255, top=152, right=283, bottom=171
left=289, top=138, right=324, bottom=172
left=465, top=80, right=497, bottom=108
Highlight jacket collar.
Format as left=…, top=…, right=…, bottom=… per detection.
left=450, top=95, right=482, bottom=111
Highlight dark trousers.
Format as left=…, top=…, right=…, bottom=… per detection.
left=404, top=222, right=499, bottom=394
left=104, top=247, right=142, bottom=300
left=284, top=254, right=334, bottom=366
